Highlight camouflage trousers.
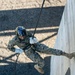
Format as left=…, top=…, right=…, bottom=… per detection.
left=24, top=43, right=63, bottom=68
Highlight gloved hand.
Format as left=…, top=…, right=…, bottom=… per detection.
left=15, top=48, right=23, bottom=54
left=29, top=37, right=38, bottom=44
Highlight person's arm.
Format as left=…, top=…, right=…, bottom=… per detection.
left=7, top=36, right=16, bottom=52
left=8, top=36, right=23, bottom=54
left=26, top=31, right=33, bottom=37
left=26, top=31, right=38, bottom=44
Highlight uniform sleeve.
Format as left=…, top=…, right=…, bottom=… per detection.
left=26, top=31, right=33, bottom=37
left=7, top=36, right=17, bottom=52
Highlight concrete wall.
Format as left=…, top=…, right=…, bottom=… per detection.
left=50, top=0, right=75, bottom=75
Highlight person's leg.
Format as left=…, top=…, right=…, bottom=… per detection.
left=35, top=43, right=73, bottom=59
left=24, top=47, right=44, bottom=74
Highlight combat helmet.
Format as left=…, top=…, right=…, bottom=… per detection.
left=15, top=26, right=27, bottom=36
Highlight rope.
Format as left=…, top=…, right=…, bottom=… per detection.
left=14, top=53, right=20, bottom=75
left=33, top=0, right=46, bottom=36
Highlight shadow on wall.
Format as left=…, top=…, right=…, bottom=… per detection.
left=0, top=6, right=64, bottom=36
left=0, top=53, right=51, bottom=75
left=65, top=68, right=70, bottom=75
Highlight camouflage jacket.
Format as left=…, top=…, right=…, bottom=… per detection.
left=7, top=32, right=35, bottom=52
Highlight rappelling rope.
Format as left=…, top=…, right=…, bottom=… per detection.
left=33, top=0, right=46, bottom=36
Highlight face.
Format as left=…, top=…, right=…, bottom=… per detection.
left=19, top=36, right=25, bottom=40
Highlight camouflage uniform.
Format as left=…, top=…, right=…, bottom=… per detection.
left=8, top=31, right=65, bottom=68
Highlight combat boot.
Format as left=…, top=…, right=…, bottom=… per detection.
left=62, top=52, right=74, bottom=59
left=34, top=65, right=44, bottom=74
left=70, top=52, right=75, bottom=57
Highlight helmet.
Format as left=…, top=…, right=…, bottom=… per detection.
left=15, top=26, right=27, bottom=36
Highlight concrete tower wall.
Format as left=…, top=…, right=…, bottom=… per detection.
left=50, top=0, right=75, bottom=75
